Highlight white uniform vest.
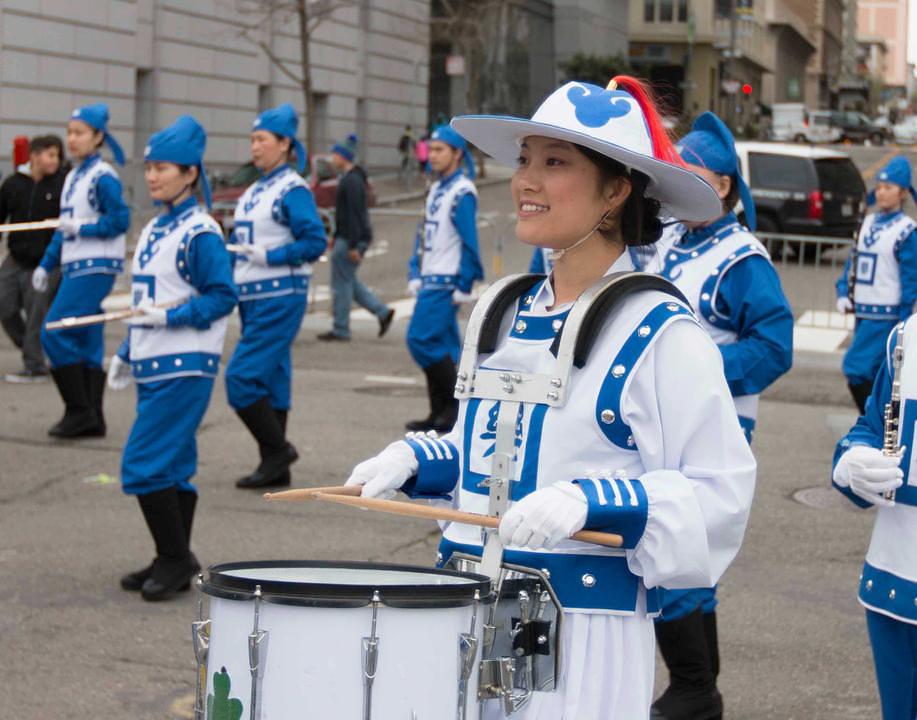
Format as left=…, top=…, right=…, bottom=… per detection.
left=419, top=172, right=477, bottom=287
left=852, top=211, right=917, bottom=319
left=232, top=166, right=311, bottom=301
left=855, top=318, right=917, bottom=624
left=656, top=219, right=770, bottom=425
left=59, top=155, right=126, bottom=276
left=129, top=206, right=228, bottom=383
left=441, top=281, right=696, bottom=614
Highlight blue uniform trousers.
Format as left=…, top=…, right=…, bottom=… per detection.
left=41, top=273, right=115, bottom=369
left=225, top=293, right=307, bottom=410
left=406, top=287, right=461, bottom=369
left=121, top=376, right=215, bottom=495
left=844, top=318, right=899, bottom=386
left=866, top=609, right=917, bottom=720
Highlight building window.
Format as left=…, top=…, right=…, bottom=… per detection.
left=660, top=0, right=673, bottom=21
left=678, top=0, right=688, bottom=21
left=715, top=0, right=731, bottom=18
left=645, top=0, right=655, bottom=22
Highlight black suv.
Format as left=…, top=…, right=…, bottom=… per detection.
left=735, top=142, right=866, bottom=240
left=828, top=111, right=889, bottom=145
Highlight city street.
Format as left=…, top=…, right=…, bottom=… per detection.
left=2, top=143, right=917, bottom=718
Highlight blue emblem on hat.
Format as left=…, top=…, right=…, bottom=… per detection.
left=566, top=86, right=632, bottom=128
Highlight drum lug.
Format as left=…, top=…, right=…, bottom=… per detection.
left=456, top=590, right=480, bottom=720
left=361, top=590, right=382, bottom=720
left=247, top=585, right=269, bottom=720
left=191, top=574, right=210, bottom=720
left=477, top=657, right=516, bottom=714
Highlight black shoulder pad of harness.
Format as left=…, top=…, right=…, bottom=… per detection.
left=549, top=273, right=690, bottom=368
left=478, top=273, right=546, bottom=354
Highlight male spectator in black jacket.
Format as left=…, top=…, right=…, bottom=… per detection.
left=0, top=135, right=65, bottom=381
left=317, top=134, right=394, bottom=341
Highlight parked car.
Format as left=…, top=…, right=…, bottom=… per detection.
left=893, top=116, right=917, bottom=144
left=734, top=142, right=866, bottom=248
left=770, top=104, right=842, bottom=144
left=828, top=111, right=889, bottom=145
left=210, top=153, right=376, bottom=234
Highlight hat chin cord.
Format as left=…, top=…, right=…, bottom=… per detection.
left=548, top=209, right=612, bottom=262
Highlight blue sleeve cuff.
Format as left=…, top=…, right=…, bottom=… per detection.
left=400, top=435, right=459, bottom=499
left=573, top=476, right=648, bottom=549
left=116, top=336, right=130, bottom=362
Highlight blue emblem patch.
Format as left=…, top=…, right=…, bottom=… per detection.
left=566, top=86, right=632, bottom=128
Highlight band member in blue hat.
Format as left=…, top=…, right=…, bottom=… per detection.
left=837, top=155, right=917, bottom=413
left=33, top=103, right=130, bottom=438
left=225, top=104, right=326, bottom=489
left=106, top=115, right=237, bottom=601
left=345, top=77, right=755, bottom=718
left=832, top=318, right=917, bottom=720
left=404, top=124, right=483, bottom=432
left=632, top=110, right=793, bottom=720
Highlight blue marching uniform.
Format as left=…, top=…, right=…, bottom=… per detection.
left=225, top=104, right=325, bottom=489
left=114, top=115, right=237, bottom=601
left=837, top=157, right=917, bottom=413
left=38, top=104, right=130, bottom=438
left=528, top=246, right=554, bottom=275
left=638, top=112, right=793, bottom=719
left=405, top=125, right=483, bottom=433
left=833, top=319, right=917, bottom=719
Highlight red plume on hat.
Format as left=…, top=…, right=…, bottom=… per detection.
left=610, top=76, right=683, bottom=167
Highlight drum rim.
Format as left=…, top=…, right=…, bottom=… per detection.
left=202, top=560, right=492, bottom=608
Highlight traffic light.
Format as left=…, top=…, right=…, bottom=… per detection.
left=741, top=83, right=753, bottom=96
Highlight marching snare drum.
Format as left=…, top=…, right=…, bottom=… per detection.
left=193, top=561, right=491, bottom=720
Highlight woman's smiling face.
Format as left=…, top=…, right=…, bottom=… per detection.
left=511, top=136, right=616, bottom=250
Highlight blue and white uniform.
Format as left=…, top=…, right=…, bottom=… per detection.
left=225, top=157, right=326, bottom=410
left=406, top=254, right=756, bottom=717
left=39, top=105, right=130, bottom=369
left=833, top=319, right=917, bottom=719
left=838, top=208, right=917, bottom=387
left=407, top=158, right=483, bottom=368
left=528, top=247, right=554, bottom=275
left=117, top=116, right=237, bottom=496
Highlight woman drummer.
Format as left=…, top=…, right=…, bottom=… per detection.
left=345, top=77, right=756, bottom=718
left=224, top=103, right=327, bottom=489
left=106, top=116, right=237, bottom=601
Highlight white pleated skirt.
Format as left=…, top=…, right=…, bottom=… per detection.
left=483, top=611, right=656, bottom=720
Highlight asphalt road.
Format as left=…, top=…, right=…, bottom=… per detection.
left=2, top=143, right=916, bottom=718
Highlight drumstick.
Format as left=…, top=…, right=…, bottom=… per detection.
left=225, top=243, right=247, bottom=253
left=263, top=485, right=363, bottom=501
left=311, top=492, right=624, bottom=548
left=44, top=300, right=183, bottom=331
left=0, top=218, right=60, bottom=233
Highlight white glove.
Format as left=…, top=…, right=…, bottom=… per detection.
left=836, top=296, right=853, bottom=314
left=106, top=355, right=133, bottom=390
left=239, top=245, right=269, bottom=266
left=58, top=216, right=84, bottom=235
left=345, top=440, right=419, bottom=500
left=128, top=299, right=169, bottom=327
left=31, top=267, right=49, bottom=293
left=833, top=445, right=904, bottom=507
left=452, top=289, right=475, bottom=305
left=408, top=278, right=422, bottom=297
left=499, top=482, right=588, bottom=550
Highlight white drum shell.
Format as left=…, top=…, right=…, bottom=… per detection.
left=205, top=593, right=483, bottom=719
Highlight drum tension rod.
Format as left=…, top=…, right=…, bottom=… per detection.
left=362, top=590, right=382, bottom=720
left=191, top=573, right=210, bottom=720
left=248, top=585, right=269, bottom=720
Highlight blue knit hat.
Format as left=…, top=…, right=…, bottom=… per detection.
left=70, top=103, right=125, bottom=166
left=253, top=103, right=307, bottom=174
left=867, top=155, right=917, bottom=206
left=430, top=124, right=475, bottom=179
left=332, top=134, right=359, bottom=163
left=144, top=115, right=212, bottom=208
left=676, top=112, right=756, bottom=231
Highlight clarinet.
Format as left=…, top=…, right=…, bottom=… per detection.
left=882, top=322, right=906, bottom=501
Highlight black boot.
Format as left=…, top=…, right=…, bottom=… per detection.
left=405, top=364, right=440, bottom=432
left=650, top=609, right=723, bottom=720
left=848, top=380, right=873, bottom=415
left=703, top=611, right=720, bottom=680
left=135, top=487, right=200, bottom=601
left=121, top=491, right=199, bottom=592
left=235, top=397, right=297, bottom=488
left=48, top=364, right=99, bottom=437
left=274, top=409, right=291, bottom=486
left=83, top=366, right=107, bottom=437
left=428, top=357, right=458, bottom=433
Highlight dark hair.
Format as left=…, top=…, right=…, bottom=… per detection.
left=723, top=174, right=740, bottom=211
left=577, top=145, right=663, bottom=247
left=30, top=134, right=63, bottom=156
left=267, top=132, right=293, bottom=160
left=176, top=164, right=201, bottom=191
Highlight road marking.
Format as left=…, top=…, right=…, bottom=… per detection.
left=364, top=374, right=419, bottom=385
left=794, top=310, right=854, bottom=353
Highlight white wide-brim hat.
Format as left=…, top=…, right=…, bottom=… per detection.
left=451, top=81, right=722, bottom=222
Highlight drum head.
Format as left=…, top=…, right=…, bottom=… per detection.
left=203, top=560, right=491, bottom=608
